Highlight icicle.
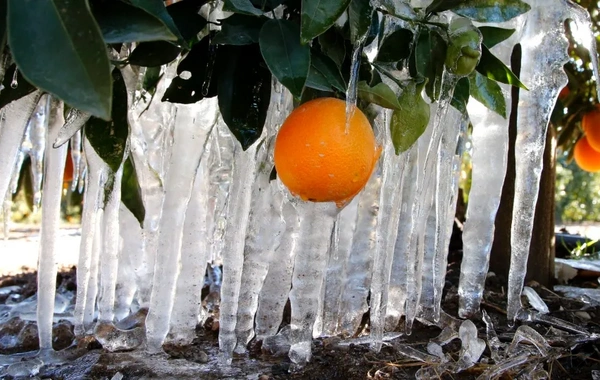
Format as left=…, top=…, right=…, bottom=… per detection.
left=507, top=0, right=571, bottom=322
left=288, top=202, right=338, bottom=365
left=0, top=91, right=42, bottom=213
left=417, top=196, right=436, bottom=320
left=36, top=98, right=67, bottom=352
left=69, top=130, right=82, bottom=191
left=53, top=108, right=91, bottom=148
left=145, top=99, right=217, bottom=352
left=28, top=95, right=50, bottom=209
left=345, top=41, right=364, bottom=130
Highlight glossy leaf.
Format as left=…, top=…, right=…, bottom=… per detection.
left=450, top=76, right=470, bottom=115
left=8, top=0, right=113, bottom=120
left=306, top=67, right=333, bottom=91
left=93, top=0, right=177, bottom=43
left=469, top=71, right=506, bottom=118
left=130, top=0, right=184, bottom=42
left=166, top=0, right=210, bottom=45
left=477, top=44, right=527, bottom=90
left=357, top=81, right=402, bottom=110
left=301, top=0, right=351, bottom=43
left=251, top=0, right=285, bottom=11
left=479, top=26, right=515, bottom=49
left=163, top=34, right=218, bottom=104
left=212, top=14, right=267, bottom=45
left=0, top=64, right=37, bottom=109
left=318, top=28, right=346, bottom=68
left=128, top=41, right=182, bottom=67
left=426, top=0, right=464, bottom=14
left=348, top=0, right=373, bottom=43
left=410, top=28, right=447, bottom=101
left=452, top=0, right=531, bottom=23
left=311, top=51, right=346, bottom=92
left=85, top=69, right=129, bottom=173
left=218, top=44, right=271, bottom=150
left=121, top=156, right=146, bottom=227
left=390, top=80, right=430, bottom=154
left=260, top=19, right=310, bottom=99
left=223, top=0, right=263, bottom=16
left=376, top=28, right=413, bottom=63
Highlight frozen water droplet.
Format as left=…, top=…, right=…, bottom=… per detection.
left=10, top=68, right=18, bottom=89
left=180, top=70, right=192, bottom=80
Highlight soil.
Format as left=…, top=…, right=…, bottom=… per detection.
left=0, top=250, right=599, bottom=379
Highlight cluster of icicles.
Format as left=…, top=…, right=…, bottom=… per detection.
left=0, top=0, right=598, bottom=374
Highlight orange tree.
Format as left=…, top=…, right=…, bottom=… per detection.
left=0, top=0, right=530, bottom=221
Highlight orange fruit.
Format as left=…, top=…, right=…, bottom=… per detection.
left=558, top=86, right=570, bottom=100
left=274, top=97, right=381, bottom=207
left=582, top=106, right=600, bottom=151
left=574, top=135, right=600, bottom=172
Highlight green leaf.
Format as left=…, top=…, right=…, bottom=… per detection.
left=376, top=28, right=413, bottom=63
left=318, top=28, right=346, bottom=68
left=450, top=76, right=470, bottom=115
left=166, top=0, right=210, bottom=45
left=357, top=81, right=402, bottom=110
left=223, top=0, right=263, bottom=16
left=301, top=0, right=351, bottom=43
left=306, top=66, right=333, bottom=91
left=409, top=28, right=447, bottom=101
left=218, top=44, right=271, bottom=150
left=92, top=0, right=177, bottom=43
left=128, top=41, right=182, bottom=67
left=8, top=0, right=113, bottom=120
left=426, top=0, right=464, bottom=14
left=0, top=1, right=6, bottom=53
left=477, top=44, right=527, bottom=90
left=451, top=0, right=531, bottom=23
left=121, top=156, right=145, bottom=228
left=251, top=0, right=285, bottom=11
left=0, top=64, right=37, bottom=109
left=468, top=71, right=506, bottom=118
left=212, top=14, right=267, bottom=45
left=260, top=19, right=310, bottom=99
left=129, top=0, right=184, bottom=42
left=311, top=51, right=346, bottom=92
left=143, top=66, right=162, bottom=94
left=85, top=69, right=129, bottom=172
left=390, top=80, right=430, bottom=154
left=479, top=26, right=515, bottom=49
left=348, top=0, right=373, bottom=44
left=163, top=34, right=218, bottom=104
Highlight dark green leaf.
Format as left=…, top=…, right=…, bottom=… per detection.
left=391, top=80, right=430, bottom=154
left=410, top=28, right=446, bottom=101
left=348, top=0, right=373, bottom=44
left=299, top=86, right=334, bottom=105
left=452, top=0, right=531, bottom=23
left=318, top=28, right=346, bottom=68
left=130, top=0, right=184, bottom=42
left=121, top=156, right=145, bottom=227
left=251, top=0, right=285, bottom=11
left=218, top=44, right=271, bottom=150
left=223, top=0, right=263, bottom=16
left=301, top=0, right=351, bottom=43
left=468, top=71, right=506, bottom=117
left=0, top=1, right=6, bottom=53
left=478, top=26, right=515, bottom=49
left=450, top=76, right=470, bottom=115
left=163, top=34, right=218, bottom=104
left=92, top=0, right=177, bottom=43
left=376, top=28, right=413, bottom=63
left=143, top=66, right=162, bottom=94
left=311, top=51, right=346, bottom=92
left=477, top=44, right=527, bottom=90
left=0, top=64, right=37, bottom=109
left=8, top=0, right=113, bottom=119
left=357, top=81, right=402, bottom=110
left=260, top=19, right=309, bottom=99
left=426, top=0, right=464, bottom=14
left=306, top=66, right=333, bottom=91
left=166, top=0, right=210, bottom=45
left=85, top=69, right=129, bottom=172
left=128, top=41, right=182, bottom=67
left=212, top=14, right=267, bottom=45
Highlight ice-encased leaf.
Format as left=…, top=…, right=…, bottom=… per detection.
left=479, top=26, right=516, bottom=49
left=8, top=0, right=113, bottom=120
left=348, top=0, right=373, bottom=44
left=376, top=28, right=413, bottom=63
left=223, top=0, right=263, bottom=16
left=259, top=19, right=309, bottom=99
left=212, top=14, right=267, bottom=46
left=218, top=44, right=271, bottom=150
left=390, top=81, right=430, bottom=154
left=92, top=0, right=178, bottom=44
left=450, top=77, right=470, bottom=115
left=128, top=41, right=182, bottom=67
left=410, top=28, right=447, bottom=101
left=84, top=69, right=129, bottom=173
left=300, top=0, right=351, bottom=43
left=477, top=44, right=527, bottom=90
left=130, top=0, right=185, bottom=42
left=468, top=71, right=506, bottom=118
left=357, top=81, right=402, bottom=110
left=121, top=156, right=145, bottom=228
left=428, top=0, right=531, bottom=23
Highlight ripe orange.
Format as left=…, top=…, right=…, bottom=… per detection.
left=582, top=106, right=600, bottom=151
left=274, top=97, right=381, bottom=207
left=574, top=135, right=600, bottom=172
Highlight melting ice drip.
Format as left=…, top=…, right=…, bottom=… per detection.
left=0, top=0, right=599, bottom=376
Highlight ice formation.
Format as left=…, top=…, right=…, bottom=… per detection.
left=0, top=0, right=599, bottom=376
